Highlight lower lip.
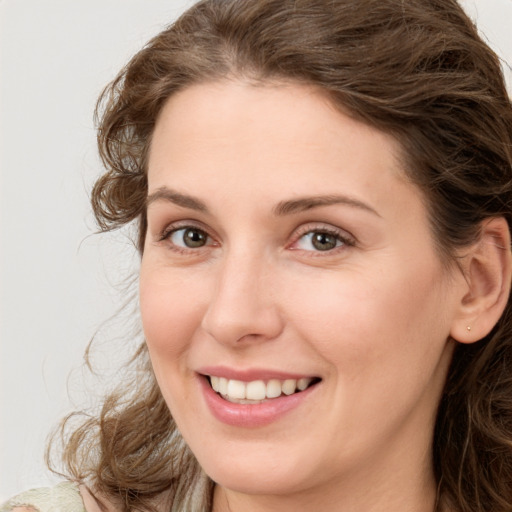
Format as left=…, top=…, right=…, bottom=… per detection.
left=199, top=376, right=318, bottom=428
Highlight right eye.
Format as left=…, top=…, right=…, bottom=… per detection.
left=166, top=227, right=210, bottom=249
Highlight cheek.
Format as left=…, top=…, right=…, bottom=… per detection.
left=284, top=258, right=452, bottom=380
left=287, top=262, right=454, bottom=449
left=139, top=266, right=211, bottom=422
left=139, top=266, right=207, bottom=362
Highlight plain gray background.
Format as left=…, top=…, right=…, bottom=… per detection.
left=1, top=0, right=511, bottom=501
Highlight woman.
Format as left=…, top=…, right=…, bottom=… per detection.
left=3, top=0, right=512, bottom=511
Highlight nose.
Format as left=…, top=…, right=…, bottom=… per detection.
left=200, top=250, right=284, bottom=346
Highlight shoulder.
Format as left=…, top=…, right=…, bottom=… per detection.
left=0, top=482, right=86, bottom=512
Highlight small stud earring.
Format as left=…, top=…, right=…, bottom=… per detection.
left=467, top=326, right=471, bottom=332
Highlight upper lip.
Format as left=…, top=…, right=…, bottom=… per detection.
left=197, top=365, right=320, bottom=382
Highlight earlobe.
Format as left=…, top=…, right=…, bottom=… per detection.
left=450, top=217, right=512, bottom=344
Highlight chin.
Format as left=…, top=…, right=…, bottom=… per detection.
left=190, top=439, right=320, bottom=497
left=207, top=464, right=307, bottom=497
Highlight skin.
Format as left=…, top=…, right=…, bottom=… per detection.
left=140, top=80, right=472, bottom=512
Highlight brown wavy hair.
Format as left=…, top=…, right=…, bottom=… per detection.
left=49, top=1, right=512, bottom=511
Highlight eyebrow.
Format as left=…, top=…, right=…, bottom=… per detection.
left=273, top=195, right=380, bottom=217
left=146, top=187, right=209, bottom=212
left=146, top=187, right=380, bottom=218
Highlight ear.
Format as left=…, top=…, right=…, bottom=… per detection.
left=450, top=217, right=512, bottom=344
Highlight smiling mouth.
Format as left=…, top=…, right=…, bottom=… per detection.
left=206, top=375, right=321, bottom=404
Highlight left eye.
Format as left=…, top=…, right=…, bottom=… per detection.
left=295, top=231, right=344, bottom=251
left=168, top=227, right=209, bottom=248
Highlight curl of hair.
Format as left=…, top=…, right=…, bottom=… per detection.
left=50, top=1, right=512, bottom=511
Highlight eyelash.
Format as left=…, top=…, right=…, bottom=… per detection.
left=157, top=222, right=355, bottom=255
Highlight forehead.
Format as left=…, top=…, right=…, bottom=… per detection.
left=150, top=80, right=400, bottom=151
left=147, top=80, right=420, bottom=219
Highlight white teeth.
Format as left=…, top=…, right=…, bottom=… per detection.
left=210, top=376, right=220, bottom=392
left=297, top=377, right=310, bottom=391
left=219, top=377, right=228, bottom=395
left=227, top=379, right=246, bottom=399
left=266, top=379, right=282, bottom=398
left=246, top=380, right=266, bottom=400
left=282, top=379, right=297, bottom=395
left=208, top=375, right=316, bottom=402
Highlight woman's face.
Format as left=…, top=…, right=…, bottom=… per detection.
left=140, top=81, right=465, bottom=503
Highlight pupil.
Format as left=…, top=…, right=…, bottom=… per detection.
left=184, top=229, right=206, bottom=248
left=312, top=232, right=337, bottom=251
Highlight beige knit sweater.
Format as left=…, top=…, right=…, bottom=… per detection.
left=0, top=482, right=86, bottom=512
